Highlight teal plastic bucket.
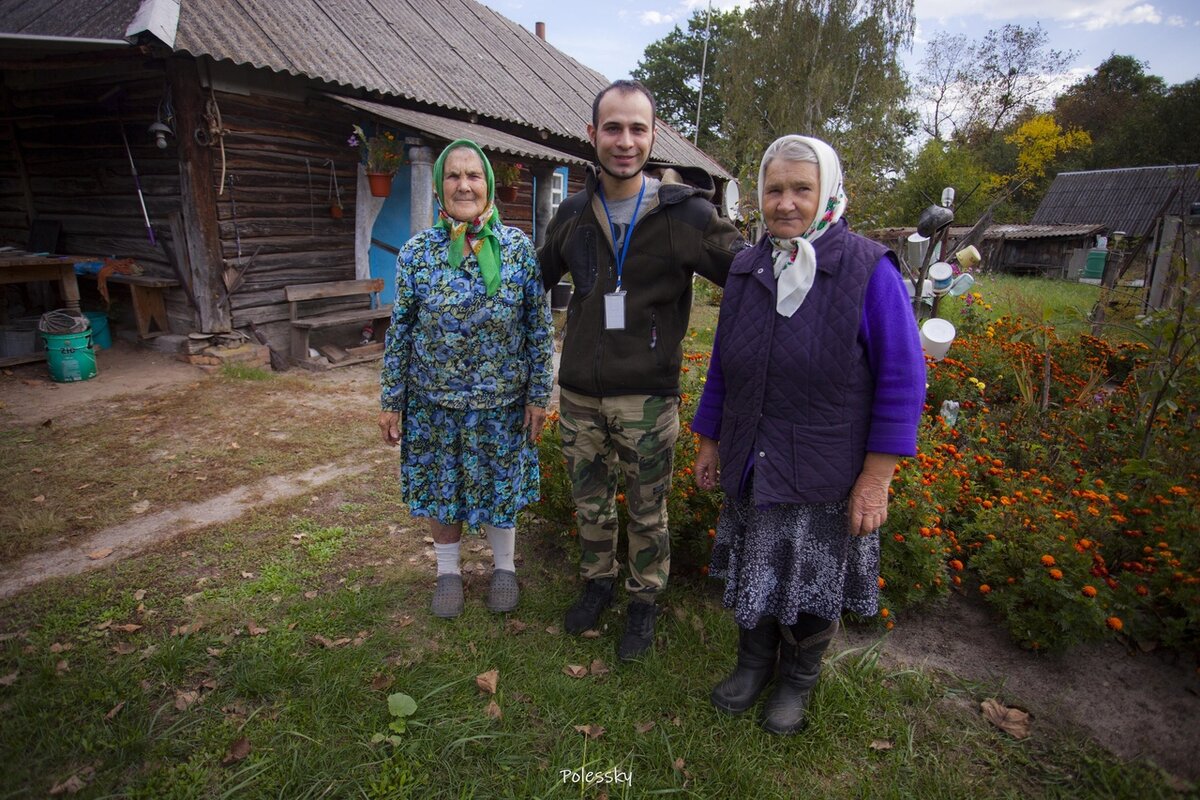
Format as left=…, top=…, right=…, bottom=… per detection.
left=83, top=310, right=112, bottom=349
left=41, top=330, right=97, bottom=383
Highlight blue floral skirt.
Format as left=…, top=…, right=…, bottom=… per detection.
left=400, top=394, right=539, bottom=528
left=710, top=488, right=879, bottom=629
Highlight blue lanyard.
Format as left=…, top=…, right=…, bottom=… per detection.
left=598, top=176, right=646, bottom=291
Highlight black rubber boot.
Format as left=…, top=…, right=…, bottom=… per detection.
left=760, top=617, right=839, bottom=735
left=564, top=578, right=614, bottom=635
left=710, top=617, right=781, bottom=714
left=616, top=600, right=659, bottom=661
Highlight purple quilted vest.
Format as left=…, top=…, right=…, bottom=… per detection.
left=716, top=220, right=891, bottom=504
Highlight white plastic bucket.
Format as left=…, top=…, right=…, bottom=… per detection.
left=920, top=318, right=956, bottom=361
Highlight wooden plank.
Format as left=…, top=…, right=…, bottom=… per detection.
left=317, top=343, right=348, bottom=362
left=283, top=279, right=384, bottom=303
left=291, top=305, right=392, bottom=329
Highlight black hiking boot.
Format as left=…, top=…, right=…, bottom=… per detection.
left=617, top=600, right=659, bottom=661
left=564, top=578, right=614, bottom=635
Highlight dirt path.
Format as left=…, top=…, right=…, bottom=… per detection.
left=2, top=346, right=1197, bottom=787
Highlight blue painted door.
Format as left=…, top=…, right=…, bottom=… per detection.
left=368, top=166, right=413, bottom=307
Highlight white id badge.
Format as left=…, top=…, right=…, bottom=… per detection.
left=604, top=291, right=626, bottom=330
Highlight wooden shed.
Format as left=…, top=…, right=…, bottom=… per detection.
left=0, top=0, right=729, bottom=366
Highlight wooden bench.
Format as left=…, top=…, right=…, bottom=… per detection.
left=284, top=278, right=393, bottom=370
left=77, top=272, right=179, bottom=338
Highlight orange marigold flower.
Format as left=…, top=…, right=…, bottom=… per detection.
left=894, top=533, right=905, bottom=542
left=1081, top=585, right=1097, bottom=597
left=707, top=528, right=716, bottom=539
left=1169, top=486, right=1189, bottom=495
left=1049, top=568, right=1063, bottom=580
left=1040, top=554, right=1056, bottom=567
left=886, top=620, right=895, bottom=630
left=979, top=584, right=991, bottom=594
left=877, top=576, right=886, bottom=589
left=880, top=608, right=890, bottom=618
left=951, top=575, right=962, bottom=586
left=1136, top=584, right=1149, bottom=596
left=948, top=559, right=963, bottom=571
left=1106, top=616, right=1123, bottom=631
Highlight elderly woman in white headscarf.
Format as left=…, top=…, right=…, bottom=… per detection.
left=690, top=135, right=925, bottom=735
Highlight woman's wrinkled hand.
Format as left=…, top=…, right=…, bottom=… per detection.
left=524, top=405, right=547, bottom=443
left=694, top=435, right=720, bottom=491
left=378, top=411, right=401, bottom=446
left=847, top=452, right=899, bottom=537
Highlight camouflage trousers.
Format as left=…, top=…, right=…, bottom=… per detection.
left=559, top=389, right=680, bottom=600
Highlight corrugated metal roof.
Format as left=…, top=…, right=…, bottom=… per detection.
left=1031, top=165, right=1200, bottom=238
left=0, top=0, right=728, bottom=176
left=334, top=95, right=589, bottom=166
left=867, top=223, right=1106, bottom=242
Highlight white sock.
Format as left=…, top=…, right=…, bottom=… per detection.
left=433, top=541, right=461, bottom=575
left=484, top=524, right=516, bottom=572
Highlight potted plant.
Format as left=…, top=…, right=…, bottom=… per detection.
left=350, top=124, right=406, bottom=197
left=493, top=161, right=522, bottom=202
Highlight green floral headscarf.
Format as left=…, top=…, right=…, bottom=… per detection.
left=433, top=139, right=501, bottom=296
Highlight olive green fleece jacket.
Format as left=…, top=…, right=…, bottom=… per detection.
left=538, top=164, right=746, bottom=398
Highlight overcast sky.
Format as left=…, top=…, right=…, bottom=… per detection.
left=490, top=0, right=1199, bottom=94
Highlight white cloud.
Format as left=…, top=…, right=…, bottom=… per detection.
left=914, top=0, right=1173, bottom=30
left=640, top=10, right=675, bottom=25
left=1166, top=15, right=1186, bottom=26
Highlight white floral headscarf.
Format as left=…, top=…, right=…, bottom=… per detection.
left=758, top=135, right=847, bottom=317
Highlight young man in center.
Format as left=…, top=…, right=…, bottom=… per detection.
left=539, top=80, right=745, bottom=660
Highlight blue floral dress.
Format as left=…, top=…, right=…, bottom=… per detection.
left=379, top=224, right=553, bottom=528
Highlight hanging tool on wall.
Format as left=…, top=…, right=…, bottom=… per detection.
left=194, top=88, right=228, bottom=193
left=326, top=159, right=344, bottom=218
left=100, top=86, right=157, bottom=245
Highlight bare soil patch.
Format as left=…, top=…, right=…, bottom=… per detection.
left=1, top=345, right=1197, bottom=786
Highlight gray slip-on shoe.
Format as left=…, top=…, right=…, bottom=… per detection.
left=431, top=573, right=464, bottom=618
left=486, top=569, right=519, bottom=613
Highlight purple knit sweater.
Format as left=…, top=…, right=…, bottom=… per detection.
left=692, top=253, right=925, bottom=457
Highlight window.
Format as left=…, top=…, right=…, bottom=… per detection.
left=550, top=168, right=567, bottom=216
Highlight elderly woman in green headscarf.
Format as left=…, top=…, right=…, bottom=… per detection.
left=378, top=139, right=553, bottom=619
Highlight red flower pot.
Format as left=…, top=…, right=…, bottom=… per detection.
left=496, top=185, right=518, bottom=203
left=367, top=172, right=394, bottom=197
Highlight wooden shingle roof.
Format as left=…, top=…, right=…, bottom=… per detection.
left=0, top=0, right=729, bottom=176
left=1031, top=165, right=1200, bottom=238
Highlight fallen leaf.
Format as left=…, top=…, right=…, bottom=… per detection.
left=370, top=674, right=394, bottom=691
left=563, top=664, right=588, bottom=679
left=246, top=621, right=268, bottom=637
left=175, top=690, right=200, bottom=710
left=105, top=701, right=125, bottom=720
left=49, top=642, right=73, bottom=653
left=111, top=643, right=137, bottom=655
left=95, top=620, right=113, bottom=631
left=484, top=699, right=503, bottom=720
left=673, top=758, right=686, bottom=772
left=206, top=647, right=225, bottom=657
left=241, top=571, right=255, bottom=579
left=505, top=619, right=527, bottom=634
left=200, top=678, right=218, bottom=691
left=634, top=721, right=655, bottom=734
left=48, top=773, right=87, bottom=795
left=228, top=442, right=240, bottom=450
left=171, top=622, right=203, bottom=636
left=573, top=724, right=605, bottom=739
left=544, top=625, right=560, bottom=635
left=87, top=547, right=113, bottom=560
left=671, top=716, right=682, bottom=727
left=303, top=591, right=318, bottom=600
left=292, top=533, right=307, bottom=541
left=589, top=659, right=610, bottom=676
left=130, top=500, right=150, bottom=514
left=352, top=630, right=369, bottom=647
left=394, top=613, right=413, bottom=627
left=221, top=736, right=251, bottom=765
left=76, top=482, right=93, bottom=490
left=56, top=659, right=69, bottom=674
left=112, top=623, right=142, bottom=633
left=476, top=669, right=500, bottom=695
left=32, top=495, right=45, bottom=503
left=981, top=698, right=1031, bottom=739
left=30, top=468, right=43, bottom=474
left=133, top=589, right=147, bottom=601
left=287, top=622, right=298, bottom=630
left=0, top=671, right=17, bottom=686
left=580, top=629, right=602, bottom=639
left=869, top=739, right=894, bottom=751
left=312, top=635, right=351, bottom=649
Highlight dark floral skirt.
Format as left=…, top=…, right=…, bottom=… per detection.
left=710, top=491, right=880, bottom=629
left=400, top=394, right=539, bottom=528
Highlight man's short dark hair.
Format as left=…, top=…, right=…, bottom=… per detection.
left=591, top=80, right=657, bottom=128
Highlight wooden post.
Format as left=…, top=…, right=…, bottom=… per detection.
left=532, top=163, right=554, bottom=247
left=168, top=59, right=231, bottom=333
